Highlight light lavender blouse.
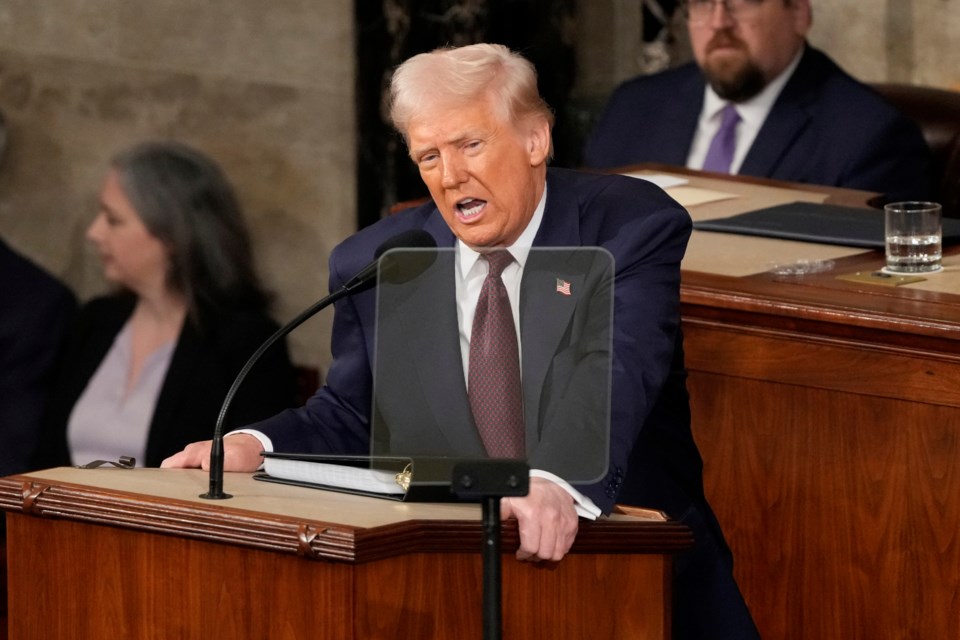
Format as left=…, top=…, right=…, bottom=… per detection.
left=67, top=320, right=175, bottom=467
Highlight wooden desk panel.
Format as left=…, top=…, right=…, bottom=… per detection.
left=670, top=169, right=960, bottom=640
left=685, top=328, right=960, bottom=639
left=6, top=515, right=353, bottom=640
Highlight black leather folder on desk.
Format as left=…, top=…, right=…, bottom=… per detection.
left=693, top=201, right=960, bottom=248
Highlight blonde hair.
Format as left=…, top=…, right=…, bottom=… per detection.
left=389, top=43, right=555, bottom=140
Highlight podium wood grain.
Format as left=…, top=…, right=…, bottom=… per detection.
left=670, top=169, right=960, bottom=640
left=0, top=469, right=691, bottom=640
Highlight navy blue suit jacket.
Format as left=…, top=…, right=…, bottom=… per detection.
left=584, top=46, right=932, bottom=203
left=252, top=167, right=704, bottom=517
left=251, top=167, right=758, bottom=638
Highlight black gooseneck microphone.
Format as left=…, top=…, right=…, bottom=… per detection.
left=200, top=229, right=437, bottom=499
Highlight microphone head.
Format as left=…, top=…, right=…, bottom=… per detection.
left=377, top=230, right=438, bottom=285
left=344, top=229, right=438, bottom=293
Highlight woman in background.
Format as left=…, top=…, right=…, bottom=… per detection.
left=35, top=141, right=296, bottom=468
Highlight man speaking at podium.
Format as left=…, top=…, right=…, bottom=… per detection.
left=164, top=43, right=758, bottom=639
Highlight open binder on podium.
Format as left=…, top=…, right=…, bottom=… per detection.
left=255, top=452, right=460, bottom=502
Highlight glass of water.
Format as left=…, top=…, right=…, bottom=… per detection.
left=884, top=201, right=942, bottom=273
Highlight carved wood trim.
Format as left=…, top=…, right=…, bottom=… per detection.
left=0, top=476, right=692, bottom=565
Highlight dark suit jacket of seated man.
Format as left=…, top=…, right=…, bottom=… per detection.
left=584, top=17, right=932, bottom=204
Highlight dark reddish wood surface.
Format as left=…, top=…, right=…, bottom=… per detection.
left=0, top=474, right=691, bottom=639
left=682, top=222, right=960, bottom=638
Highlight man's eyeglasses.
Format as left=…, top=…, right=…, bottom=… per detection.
left=682, top=0, right=766, bottom=24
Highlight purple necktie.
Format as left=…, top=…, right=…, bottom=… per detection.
left=701, top=104, right=741, bottom=174
left=468, top=251, right=524, bottom=458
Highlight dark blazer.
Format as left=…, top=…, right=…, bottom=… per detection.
left=252, top=168, right=692, bottom=511
left=35, top=294, right=297, bottom=469
left=584, top=46, right=933, bottom=203
left=0, top=239, right=76, bottom=477
left=249, top=167, right=758, bottom=638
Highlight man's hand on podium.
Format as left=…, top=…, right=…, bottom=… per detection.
left=162, top=437, right=580, bottom=562
left=501, top=477, right=579, bottom=562
left=160, top=434, right=264, bottom=471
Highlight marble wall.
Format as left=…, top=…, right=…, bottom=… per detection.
left=575, top=1, right=960, bottom=98
left=810, top=1, right=960, bottom=87
left=0, top=1, right=355, bottom=369
left=0, top=0, right=956, bottom=371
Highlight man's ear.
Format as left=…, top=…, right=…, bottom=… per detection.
left=791, top=0, right=813, bottom=35
left=526, top=117, right=552, bottom=166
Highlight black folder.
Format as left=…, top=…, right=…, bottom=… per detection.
left=693, top=201, right=960, bottom=248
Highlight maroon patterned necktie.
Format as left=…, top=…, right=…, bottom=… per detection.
left=468, top=250, right=525, bottom=458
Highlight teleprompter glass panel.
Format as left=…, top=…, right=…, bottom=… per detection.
left=371, top=246, right=613, bottom=488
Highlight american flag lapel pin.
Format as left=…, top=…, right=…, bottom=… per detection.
left=555, top=278, right=571, bottom=296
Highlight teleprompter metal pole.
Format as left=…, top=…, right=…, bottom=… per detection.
left=451, top=460, right=529, bottom=640
left=482, top=495, right=502, bottom=638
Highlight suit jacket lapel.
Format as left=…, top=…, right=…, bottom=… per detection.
left=532, top=171, right=582, bottom=247
left=387, top=213, right=487, bottom=455
left=740, top=47, right=817, bottom=176
left=666, top=70, right=708, bottom=165
left=519, top=252, right=585, bottom=447
left=148, top=317, right=198, bottom=455
left=519, top=172, right=588, bottom=448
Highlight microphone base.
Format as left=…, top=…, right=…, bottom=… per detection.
left=198, top=491, right=233, bottom=500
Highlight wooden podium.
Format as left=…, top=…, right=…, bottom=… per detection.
left=0, top=468, right=691, bottom=639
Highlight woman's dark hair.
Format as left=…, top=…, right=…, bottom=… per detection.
left=110, top=141, right=270, bottom=325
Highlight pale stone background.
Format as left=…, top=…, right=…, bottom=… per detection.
left=0, top=1, right=354, bottom=371
left=578, top=1, right=960, bottom=90
left=1, top=0, right=957, bottom=372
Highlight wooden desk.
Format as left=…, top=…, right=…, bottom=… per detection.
left=0, top=468, right=692, bottom=640
left=648, top=168, right=960, bottom=639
